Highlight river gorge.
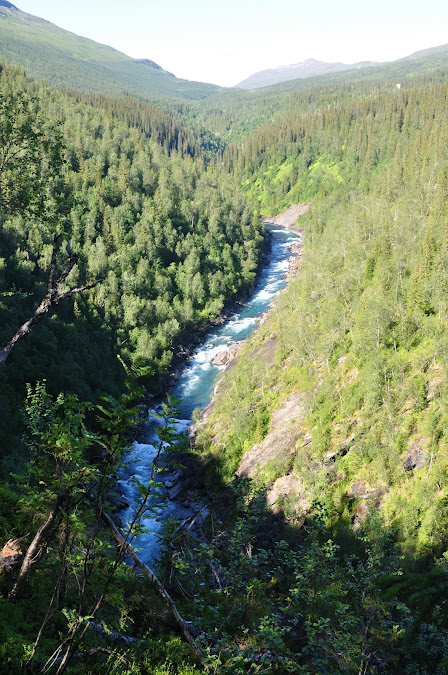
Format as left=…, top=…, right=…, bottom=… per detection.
left=117, top=224, right=302, bottom=563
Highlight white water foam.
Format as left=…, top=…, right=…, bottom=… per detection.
left=225, top=316, right=258, bottom=334
left=118, top=226, right=303, bottom=563
left=270, top=228, right=297, bottom=235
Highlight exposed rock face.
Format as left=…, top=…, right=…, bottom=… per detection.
left=352, top=501, right=370, bottom=532
left=211, top=343, right=240, bottom=367
left=238, top=393, right=306, bottom=479
left=287, top=241, right=304, bottom=279
left=0, top=538, right=23, bottom=571
left=266, top=474, right=310, bottom=517
left=402, top=438, right=427, bottom=471
left=347, top=481, right=388, bottom=500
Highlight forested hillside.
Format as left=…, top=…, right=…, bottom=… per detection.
left=0, top=2, right=221, bottom=101
left=2, top=26, right=448, bottom=674
left=0, top=64, right=267, bottom=459
left=192, top=71, right=448, bottom=672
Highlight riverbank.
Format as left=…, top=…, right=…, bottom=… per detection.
left=145, top=242, right=271, bottom=402
left=114, top=211, right=305, bottom=562
left=262, top=202, right=310, bottom=232
left=150, top=203, right=309, bottom=401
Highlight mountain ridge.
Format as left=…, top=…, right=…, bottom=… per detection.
left=235, top=57, right=381, bottom=89
left=235, top=43, right=448, bottom=90
left=0, top=2, right=222, bottom=101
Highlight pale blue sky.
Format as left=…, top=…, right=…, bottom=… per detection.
left=15, top=0, right=448, bottom=86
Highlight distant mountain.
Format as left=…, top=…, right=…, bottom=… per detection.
left=235, top=58, right=381, bottom=89
left=0, top=2, right=221, bottom=101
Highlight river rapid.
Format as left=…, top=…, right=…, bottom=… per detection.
left=117, top=225, right=301, bottom=563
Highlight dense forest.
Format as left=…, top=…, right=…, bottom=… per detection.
left=0, top=65, right=267, bottom=456
left=2, top=28, right=448, bottom=675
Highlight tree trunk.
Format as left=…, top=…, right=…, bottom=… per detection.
left=100, top=511, right=204, bottom=665
left=8, top=494, right=65, bottom=601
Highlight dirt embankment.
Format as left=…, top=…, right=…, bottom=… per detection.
left=262, top=202, right=310, bottom=232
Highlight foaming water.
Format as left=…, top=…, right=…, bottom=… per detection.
left=118, top=414, right=192, bottom=563
left=118, top=225, right=301, bottom=562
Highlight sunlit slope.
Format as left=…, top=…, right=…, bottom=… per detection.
left=196, top=76, right=448, bottom=556
left=0, top=1, right=221, bottom=100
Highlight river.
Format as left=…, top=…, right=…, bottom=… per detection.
left=117, top=225, right=301, bottom=563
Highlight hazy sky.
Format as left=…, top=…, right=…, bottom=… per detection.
left=14, top=0, right=448, bottom=86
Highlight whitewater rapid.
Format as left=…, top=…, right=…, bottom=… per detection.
left=118, top=226, right=301, bottom=563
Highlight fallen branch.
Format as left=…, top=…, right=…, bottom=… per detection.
left=100, top=510, right=205, bottom=665
left=0, top=234, right=102, bottom=365
left=210, top=561, right=224, bottom=591
left=167, top=504, right=209, bottom=546
left=81, top=618, right=138, bottom=645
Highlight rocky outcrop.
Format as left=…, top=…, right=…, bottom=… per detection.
left=0, top=537, right=23, bottom=571
left=266, top=474, right=310, bottom=517
left=211, top=343, right=240, bottom=367
left=347, top=481, right=388, bottom=500
left=402, top=437, right=428, bottom=471
left=238, top=393, right=307, bottom=479
left=287, top=241, right=303, bottom=279
left=107, top=483, right=130, bottom=512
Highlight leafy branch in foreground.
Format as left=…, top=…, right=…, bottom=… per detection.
left=1, top=377, right=206, bottom=672
left=0, top=87, right=63, bottom=217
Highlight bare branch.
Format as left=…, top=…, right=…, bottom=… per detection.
left=0, top=236, right=102, bottom=365
left=54, top=280, right=103, bottom=305
left=54, top=647, right=132, bottom=670
left=54, top=251, right=79, bottom=290
left=47, top=233, right=62, bottom=295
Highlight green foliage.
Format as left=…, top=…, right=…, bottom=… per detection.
left=0, top=378, right=203, bottom=674
left=200, top=71, right=448, bottom=558
left=0, top=65, right=267, bottom=457
left=160, top=484, right=433, bottom=674
left=4, top=18, right=448, bottom=674
left=0, top=85, right=63, bottom=218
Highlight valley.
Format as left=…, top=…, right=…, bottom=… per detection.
left=1, top=3, right=448, bottom=673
